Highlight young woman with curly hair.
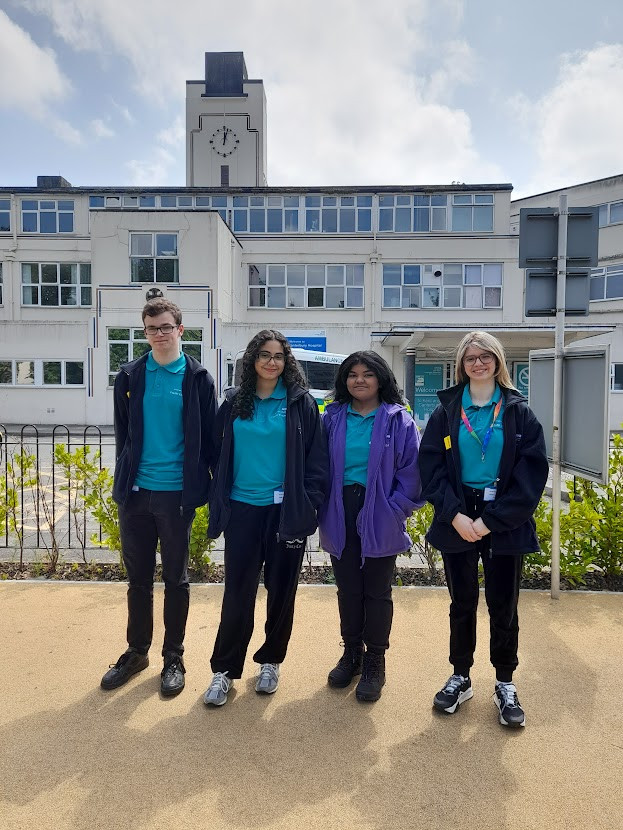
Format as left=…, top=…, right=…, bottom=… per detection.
left=204, top=330, right=328, bottom=706
left=318, top=351, right=424, bottom=702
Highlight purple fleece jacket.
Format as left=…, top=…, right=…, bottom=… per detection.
left=318, top=401, right=425, bottom=561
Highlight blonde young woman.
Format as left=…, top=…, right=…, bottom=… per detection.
left=418, top=332, right=548, bottom=728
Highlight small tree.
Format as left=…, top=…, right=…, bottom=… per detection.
left=406, top=503, right=440, bottom=582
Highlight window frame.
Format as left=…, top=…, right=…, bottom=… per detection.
left=0, top=358, right=85, bottom=387
left=21, top=199, right=75, bottom=234
left=248, top=263, right=365, bottom=309
left=382, top=262, right=503, bottom=309
left=21, top=262, right=92, bottom=307
left=129, top=232, right=179, bottom=283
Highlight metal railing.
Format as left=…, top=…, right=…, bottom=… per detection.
left=0, top=424, right=115, bottom=553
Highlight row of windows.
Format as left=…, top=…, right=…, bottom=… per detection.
left=0, top=193, right=498, bottom=235
left=247, top=262, right=503, bottom=309
left=382, top=263, right=503, bottom=309
left=107, top=327, right=202, bottom=386
left=248, top=264, right=365, bottom=308
left=0, top=359, right=84, bottom=386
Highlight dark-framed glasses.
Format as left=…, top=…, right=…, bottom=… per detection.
left=463, top=352, right=495, bottom=367
left=257, top=350, right=285, bottom=364
left=144, top=324, right=179, bottom=336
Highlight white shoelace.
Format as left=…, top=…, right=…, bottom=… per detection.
left=208, top=671, right=230, bottom=694
left=258, top=663, right=279, bottom=683
left=444, top=674, right=465, bottom=693
left=497, top=682, right=519, bottom=706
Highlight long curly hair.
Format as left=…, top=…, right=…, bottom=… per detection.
left=233, top=329, right=307, bottom=420
left=332, top=350, right=405, bottom=406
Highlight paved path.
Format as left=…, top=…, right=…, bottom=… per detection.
left=0, top=583, right=621, bottom=830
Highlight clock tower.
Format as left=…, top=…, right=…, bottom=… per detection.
left=186, top=52, right=267, bottom=187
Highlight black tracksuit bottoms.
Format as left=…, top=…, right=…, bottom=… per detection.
left=118, top=488, right=195, bottom=658
left=441, top=486, right=523, bottom=683
left=210, top=500, right=306, bottom=679
left=330, top=484, right=397, bottom=654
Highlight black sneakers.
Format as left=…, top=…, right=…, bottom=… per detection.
left=355, top=652, right=386, bottom=702
left=161, top=654, right=186, bottom=697
left=101, top=650, right=149, bottom=690
left=327, top=643, right=364, bottom=688
left=494, top=682, right=526, bottom=727
left=433, top=674, right=473, bottom=713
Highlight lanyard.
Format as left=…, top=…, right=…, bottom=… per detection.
left=460, top=397, right=502, bottom=462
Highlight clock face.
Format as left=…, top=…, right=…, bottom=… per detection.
left=209, top=126, right=240, bottom=157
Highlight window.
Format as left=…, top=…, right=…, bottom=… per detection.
left=0, top=199, right=10, bottom=232
left=451, top=194, right=494, bottom=232
left=598, top=201, right=623, bottom=227
left=21, top=199, right=74, bottom=233
left=0, top=359, right=84, bottom=386
left=590, top=263, right=623, bottom=301
left=0, top=263, right=2, bottom=304
left=130, top=233, right=178, bottom=282
left=611, top=364, right=623, bottom=391
left=107, top=327, right=202, bottom=386
left=382, top=262, right=502, bottom=309
left=248, top=264, right=364, bottom=309
left=233, top=195, right=300, bottom=233
left=305, top=195, right=372, bottom=233
left=21, top=263, right=91, bottom=306
left=379, top=194, right=447, bottom=232
left=195, top=195, right=227, bottom=222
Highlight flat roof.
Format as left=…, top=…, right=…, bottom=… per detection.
left=0, top=183, right=513, bottom=195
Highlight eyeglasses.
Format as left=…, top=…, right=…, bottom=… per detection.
left=257, top=351, right=285, bottom=364
left=144, top=324, right=179, bottom=336
left=463, top=352, right=495, bottom=367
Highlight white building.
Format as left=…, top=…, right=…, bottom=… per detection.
left=0, top=52, right=619, bottom=429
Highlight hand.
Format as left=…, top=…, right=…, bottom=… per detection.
left=472, top=517, right=491, bottom=538
left=451, top=512, right=481, bottom=543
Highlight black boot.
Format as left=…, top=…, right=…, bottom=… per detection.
left=327, top=642, right=364, bottom=688
left=355, top=651, right=386, bottom=702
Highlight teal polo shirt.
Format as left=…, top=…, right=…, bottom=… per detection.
left=230, top=378, right=288, bottom=506
left=458, top=384, right=504, bottom=489
left=343, top=404, right=378, bottom=487
left=134, top=351, right=185, bottom=491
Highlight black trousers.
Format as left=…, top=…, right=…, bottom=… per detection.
left=442, top=487, right=523, bottom=683
left=330, top=484, right=397, bottom=654
left=210, top=500, right=306, bottom=679
left=118, top=488, right=195, bottom=658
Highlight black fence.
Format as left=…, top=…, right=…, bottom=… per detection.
left=0, top=424, right=116, bottom=552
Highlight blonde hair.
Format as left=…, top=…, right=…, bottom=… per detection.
left=455, top=331, right=515, bottom=389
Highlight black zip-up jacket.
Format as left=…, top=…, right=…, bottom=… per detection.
left=418, top=383, right=549, bottom=555
left=112, top=352, right=217, bottom=509
left=207, top=383, right=328, bottom=541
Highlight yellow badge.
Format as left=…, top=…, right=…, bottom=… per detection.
left=444, top=435, right=452, bottom=450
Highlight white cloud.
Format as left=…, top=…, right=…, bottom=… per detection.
left=513, top=44, right=623, bottom=196
left=91, top=118, right=115, bottom=138
left=158, top=115, right=185, bottom=148
left=18, top=0, right=506, bottom=184
left=126, top=146, right=177, bottom=185
left=0, top=10, right=81, bottom=144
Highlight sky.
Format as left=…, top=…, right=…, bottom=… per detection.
left=1, top=0, right=622, bottom=198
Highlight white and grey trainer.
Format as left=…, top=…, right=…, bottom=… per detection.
left=494, top=682, right=526, bottom=727
left=255, top=663, right=280, bottom=694
left=203, top=671, right=233, bottom=707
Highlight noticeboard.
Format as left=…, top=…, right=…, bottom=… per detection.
left=528, top=345, right=610, bottom=483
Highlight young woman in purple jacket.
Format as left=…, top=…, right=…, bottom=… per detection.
left=318, top=351, right=424, bottom=702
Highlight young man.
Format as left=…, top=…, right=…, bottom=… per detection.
left=101, top=298, right=217, bottom=696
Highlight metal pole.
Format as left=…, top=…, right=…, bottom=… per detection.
left=551, top=194, right=567, bottom=599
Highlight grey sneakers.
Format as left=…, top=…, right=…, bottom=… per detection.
left=255, top=663, right=280, bottom=694
left=203, top=671, right=233, bottom=707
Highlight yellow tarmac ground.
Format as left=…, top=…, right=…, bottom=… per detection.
left=0, top=582, right=621, bottom=830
